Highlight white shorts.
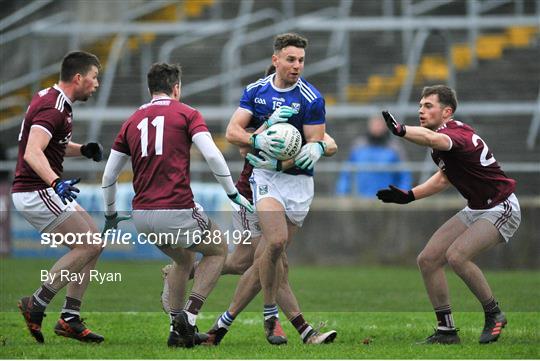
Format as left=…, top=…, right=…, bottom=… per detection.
left=457, top=193, right=521, bottom=242
left=132, top=203, right=210, bottom=249
left=230, top=201, right=262, bottom=238
left=12, top=188, right=79, bottom=232
left=250, top=169, right=314, bottom=227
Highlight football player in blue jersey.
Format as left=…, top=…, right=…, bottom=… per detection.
left=160, top=62, right=338, bottom=346
left=205, top=33, right=337, bottom=345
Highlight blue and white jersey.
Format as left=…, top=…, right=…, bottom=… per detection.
left=239, top=74, right=326, bottom=176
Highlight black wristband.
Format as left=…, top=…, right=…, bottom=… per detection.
left=227, top=192, right=238, bottom=200
left=276, top=160, right=282, bottom=172
left=51, top=178, right=61, bottom=188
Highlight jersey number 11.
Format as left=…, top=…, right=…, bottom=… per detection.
left=137, top=116, right=164, bottom=157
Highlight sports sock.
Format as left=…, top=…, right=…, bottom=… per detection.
left=61, top=296, right=81, bottom=320
left=217, top=310, right=235, bottom=329
left=290, top=313, right=313, bottom=340
left=481, top=297, right=501, bottom=314
left=169, top=308, right=182, bottom=331
left=32, top=284, right=57, bottom=311
left=263, top=304, right=279, bottom=321
left=434, top=304, right=455, bottom=330
left=184, top=292, right=206, bottom=326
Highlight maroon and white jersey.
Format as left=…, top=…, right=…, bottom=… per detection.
left=431, top=120, right=516, bottom=209
left=112, top=97, right=208, bottom=210
left=12, top=85, right=73, bottom=193
left=236, top=160, right=254, bottom=203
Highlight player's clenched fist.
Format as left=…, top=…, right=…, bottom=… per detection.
left=81, top=142, right=104, bottom=161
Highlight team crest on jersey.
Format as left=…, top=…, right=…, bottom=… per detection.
left=291, top=103, right=301, bottom=112
left=254, top=97, right=267, bottom=105
left=258, top=185, right=268, bottom=195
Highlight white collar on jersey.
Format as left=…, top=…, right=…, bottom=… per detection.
left=270, top=73, right=298, bottom=93
left=151, top=95, right=173, bottom=102
left=53, top=84, right=73, bottom=106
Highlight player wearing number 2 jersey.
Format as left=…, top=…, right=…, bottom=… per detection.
left=377, top=85, right=520, bottom=345
left=101, top=63, right=252, bottom=348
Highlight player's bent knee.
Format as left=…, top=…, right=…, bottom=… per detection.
left=267, top=241, right=285, bottom=260
left=445, top=249, right=466, bottom=270
left=417, top=251, right=442, bottom=270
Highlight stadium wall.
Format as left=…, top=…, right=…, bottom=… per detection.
left=5, top=184, right=539, bottom=269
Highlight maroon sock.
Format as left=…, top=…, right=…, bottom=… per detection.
left=184, top=292, right=206, bottom=315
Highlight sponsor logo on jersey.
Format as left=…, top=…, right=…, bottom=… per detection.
left=272, top=97, right=285, bottom=102
left=59, top=132, right=72, bottom=145
left=437, top=159, right=446, bottom=170
left=258, top=185, right=268, bottom=195
left=254, top=97, right=267, bottom=105
left=291, top=102, right=301, bottom=112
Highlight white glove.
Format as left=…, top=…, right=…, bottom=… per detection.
left=246, top=151, right=281, bottom=171
left=228, top=192, right=255, bottom=213
left=294, top=141, right=326, bottom=170
left=250, top=130, right=285, bottom=157
left=265, top=106, right=297, bottom=128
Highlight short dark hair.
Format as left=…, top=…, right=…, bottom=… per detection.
left=264, top=64, right=276, bottom=76
left=421, top=85, right=458, bottom=113
left=60, top=51, right=101, bottom=82
left=147, top=63, right=182, bottom=95
left=273, top=33, right=308, bottom=53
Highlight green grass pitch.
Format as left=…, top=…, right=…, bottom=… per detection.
left=1, top=258, right=539, bottom=359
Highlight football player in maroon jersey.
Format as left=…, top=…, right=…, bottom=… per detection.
left=377, top=85, right=521, bottom=344
left=12, top=51, right=105, bottom=343
left=101, top=62, right=253, bottom=348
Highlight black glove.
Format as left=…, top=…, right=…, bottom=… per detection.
left=81, top=142, right=103, bottom=162
left=382, top=110, right=406, bottom=137
left=376, top=185, right=415, bottom=204
left=51, top=178, right=80, bottom=205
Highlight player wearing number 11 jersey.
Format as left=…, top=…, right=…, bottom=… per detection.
left=102, top=63, right=252, bottom=348
left=376, top=85, right=520, bottom=345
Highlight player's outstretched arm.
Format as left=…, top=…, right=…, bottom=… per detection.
left=410, top=169, right=450, bottom=200
left=382, top=110, right=451, bottom=150
left=193, top=132, right=254, bottom=213
left=376, top=169, right=450, bottom=204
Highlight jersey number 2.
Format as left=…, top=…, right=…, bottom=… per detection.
left=137, top=116, right=164, bottom=157
left=472, top=134, right=496, bottom=166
